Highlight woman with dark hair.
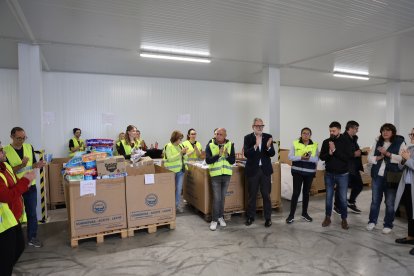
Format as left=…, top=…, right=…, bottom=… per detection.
left=181, top=128, right=202, bottom=162
left=367, top=123, right=405, bottom=234
left=394, top=128, right=414, bottom=255
left=286, top=127, right=319, bottom=224
left=118, top=125, right=140, bottom=160
left=163, top=130, right=188, bottom=213
left=68, top=128, right=85, bottom=157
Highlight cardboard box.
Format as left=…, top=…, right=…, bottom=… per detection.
left=129, top=156, right=154, bottom=168
left=47, top=158, right=70, bottom=204
left=279, top=149, right=291, bottom=165
left=311, top=170, right=326, bottom=192
left=96, top=156, right=126, bottom=176
left=125, top=165, right=176, bottom=228
left=64, top=177, right=127, bottom=238
left=244, top=162, right=281, bottom=209
left=183, top=164, right=245, bottom=215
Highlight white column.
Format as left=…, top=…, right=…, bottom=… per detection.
left=386, top=82, right=400, bottom=131
left=262, top=66, right=280, bottom=161
left=18, top=43, right=43, bottom=150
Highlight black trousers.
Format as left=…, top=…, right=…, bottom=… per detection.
left=0, top=223, right=25, bottom=276
left=246, top=168, right=272, bottom=220
left=289, top=173, right=314, bottom=216
left=335, top=172, right=363, bottom=206
left=401, top=185, right=414, bottom=237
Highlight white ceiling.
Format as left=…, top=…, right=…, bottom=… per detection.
left=1, top=0, right=414, bottom=94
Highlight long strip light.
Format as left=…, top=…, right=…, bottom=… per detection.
left=140, top=45, right=210, bottom=57
left=140, top=52, right=211, bottom=63
left=333, top=71, right=370, bottom=80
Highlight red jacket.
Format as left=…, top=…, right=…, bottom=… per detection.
left=0, top=162, right=30, bottom=220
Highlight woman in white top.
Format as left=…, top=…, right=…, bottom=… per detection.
left=367, top=123, right=405, bottom=234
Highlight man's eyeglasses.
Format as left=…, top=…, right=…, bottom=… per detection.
left=14, top=136, right=27, bottom=141
left=190, top=133, right=197, bottom=135
left=253, top=125, right=265, bottom=128
left=409, top=133, right=414, bottom=137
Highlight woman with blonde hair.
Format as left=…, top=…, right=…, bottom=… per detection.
left=118, top=125, right=140, bottom=160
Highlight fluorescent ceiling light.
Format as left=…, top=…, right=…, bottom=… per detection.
left=333, top=68, right=369, bottom=76
left=140, top=45, right=210, bottom=57
left=140, top=52, right=211, bottom=63
left=333, top=72, right=370, bottom=80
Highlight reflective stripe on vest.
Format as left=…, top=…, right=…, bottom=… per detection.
left=163, top=143, right=184, bottom=173
left=69, top=138, right=85, bottom=157
left=0, top=163, right=23, bottom=234
left=4, top=144, right=35, bottom=185
left=208, top=141, right=233, bottom=177
left=182, top=140, right=202, bottom=161
left=291, top=140, right=318, bottom=174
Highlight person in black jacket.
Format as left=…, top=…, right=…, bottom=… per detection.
left=319, top=121, right=353, bottom=229
left=244, top=118, right=275, bottom=227
left=333, top=121, right=365, bottom=214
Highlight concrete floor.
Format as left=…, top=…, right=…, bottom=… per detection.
left=14, top=188, right=414, bottom=276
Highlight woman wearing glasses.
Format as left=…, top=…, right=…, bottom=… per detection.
left=286, top=127, right=319, bottom=224
left=394, top=129, right=414, bottom=255
left=182, top=128, right=202, bottom=162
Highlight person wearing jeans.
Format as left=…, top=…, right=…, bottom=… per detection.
left=4, top=127, right=45, bottom=248
left=319, top=121, right=353, bottom=230
left=163, top=130, right=189, bottom=213
left=205, top=128, right=235, bottom=231
left=367, top=123, right=405, bottom=234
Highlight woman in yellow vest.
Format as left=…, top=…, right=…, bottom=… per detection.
left=114, top=132, right=125, bottom=155
left=182, top=128, right=202, bottom=162
left=118, top=125, right=141, bottom=160
left=137, top=130, right=147, bottom=151
left=205, top=128, right=235, bottom=231
left=0, top=141, right=36, bottom=276
left=163, top=130, right=188, bottom=213
left=286, top=127, right=319, bottom=224
left=68, top=128, right=85, bottom=157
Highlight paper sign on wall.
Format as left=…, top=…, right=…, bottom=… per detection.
left=43, top=111, right=55, bottom=125
left=80, top=180, right=96, bottom=196
left=102, top=113, right=116, bottom=126
left=177, top=114, right=191, bottom=125
left=144, top=174, right=155, bottom=185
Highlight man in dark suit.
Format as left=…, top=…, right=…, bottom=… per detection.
left=244, top=118, right=275, bottom=227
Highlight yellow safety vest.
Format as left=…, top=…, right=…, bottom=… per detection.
left=293, top=140, right=318, bottom=157
left=182, top=140, right=202, bottom=161
left=121, top=139, right=141, bottom=156
left=69, top=138, right=85, bottom=157
left=4, top=143, right=35, bottom=186
left=163, top=143, right=187, bottom=173
left=0, top=163, right=26, bottom=234
left=208, top=141, right=233, bottom=177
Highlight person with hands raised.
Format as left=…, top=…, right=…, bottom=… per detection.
left=0, top=141, right=37, bottom=276
left=205, top=128, right=235, bottom=231
left=4, top=127, right=45, bottom=248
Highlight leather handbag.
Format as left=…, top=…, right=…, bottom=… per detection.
left=386, top=171, right=403, bottom=188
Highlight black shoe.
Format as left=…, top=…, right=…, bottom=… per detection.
left=396, top=237, right=414, bottom=245
left=265, top=219, right=272, bottom=227
left=301, top=213, right=313, bottom=222
left=410, top=248, right=414, bottom=255
left=286, top=215, right=294, bottom=224
left=347, top=203, right=362, bottom=214
left=333, top=206, right=341, bottom=215
left=245, top=217, right=254, bottom=226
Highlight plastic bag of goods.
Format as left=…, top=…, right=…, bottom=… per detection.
left=93, top=147, right=113, bottom=157
left=84, top=168, right=97, bottom=180
left=86, top=138, right=114, bottom=148
left=64, top=156, right=83, bottom=168
left=82, top=152, right=107, bottom=162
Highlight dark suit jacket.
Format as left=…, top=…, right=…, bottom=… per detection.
left=243, top=132, right=276, bottom=177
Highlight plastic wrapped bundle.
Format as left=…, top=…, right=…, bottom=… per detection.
left=64, top=156, right=83, bottom=168
left=65, top=166, right=85, bottom=176
left=130, top=148, right=146, bottom=165
left=82, top=152, right=107, bottom=162
left=86, top=138, right=114, bottom=148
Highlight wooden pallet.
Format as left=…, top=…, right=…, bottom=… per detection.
left=48, top=201, right=66, bottom=210
left=70, top=228, right=128, bottom=248
left=127, top=220, right=176, bottom=237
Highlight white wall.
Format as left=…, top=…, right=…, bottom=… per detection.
left=1, top=69, right=413, bottom=157
left=0, top=69, right=19, bottom=145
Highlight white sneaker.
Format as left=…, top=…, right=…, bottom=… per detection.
left=218, top=217, right=227, bottom=227
left=210, top=221, right=218, bottom=231
left=366, top=223, right=376, bottom=231
left=382, top=227, right=392, bottom=234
